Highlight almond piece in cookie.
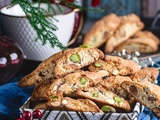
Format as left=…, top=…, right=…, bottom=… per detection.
left=83, top=13, right=121, bottom=48
left=121, top=80, right=160, bottom=118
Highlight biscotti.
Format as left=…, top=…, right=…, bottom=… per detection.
left=121, top=80, right=160, bottom=118
left=114, top=37, right=158, bottom=53
left=18, top=49, right=72, bottom=87
left=54, top=47, right=104, bottom=78
left=76, top=85, right=131, bottom=112
left=88, top=55, right=140, bottom=77
left=31, top=71, right=102, bottom=101
left=105, top=13, right=144, bottom=53
left=100, top=76, right=132, bottom=99
left=130, top=67, right=159, bottom=83
left=83, top=13, right=121, bottom=48
left=134, top=30, right=160, bottom=45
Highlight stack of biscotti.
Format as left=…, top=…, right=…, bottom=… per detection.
left=83, top=13, right=160, bottom=54
left=18, top=46, right=160, bottom=116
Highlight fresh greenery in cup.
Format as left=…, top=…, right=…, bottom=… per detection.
left=10, top=0, right=103, bottom=50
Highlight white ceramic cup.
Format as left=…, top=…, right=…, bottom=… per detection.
left=0, top=3, right=81, bottom=61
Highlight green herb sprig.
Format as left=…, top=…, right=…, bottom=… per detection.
left=11, top=0, right=103, bottom=49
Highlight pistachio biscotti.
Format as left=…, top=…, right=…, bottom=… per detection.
left=76, top=85, right=131, bottom=112
left=18, top=47, right=104, bottom=87
left=88, top=55, right=140, bottom=77
left=105, top=13, right=144, bottom=53
left=83, top=13, right=121, bottom=48
left=31, top=71, right=102, bottom=101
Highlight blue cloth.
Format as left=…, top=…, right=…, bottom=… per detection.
left=0, top=81, right=34, bottom=120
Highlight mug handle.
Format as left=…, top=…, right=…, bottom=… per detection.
left=67, top=8, right=84, bottom=46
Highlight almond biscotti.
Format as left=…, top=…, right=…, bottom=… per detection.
left=121, top=80, right=160, bottom=118
left=130, top=67, right=159, bottom=83
left=88, top=55, right=140, bottom=77
left=76, top=85, right=131, bottom=112
left=83, top=13, right=121, bottom=48
left=18, top=49, right=72, bottom=87
left=54, top=47, right=104, bottom=78
left=105, top=13, right=144, bottom=53
left=31, top=71, right=102, bottom=101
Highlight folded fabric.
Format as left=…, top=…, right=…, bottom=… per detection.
left=0, top=82, right=34, bottom=120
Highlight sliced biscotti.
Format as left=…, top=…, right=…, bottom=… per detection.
left=60, top=97, right=103, bottom=112
left=83, top=13, right=121, bottom=48
left=114, top=37, right=158, bottom=53
left=134, top=30, right=160, bottom=45
left=105, top=13, right=144, bottom=53
left=88, top=55, right=140, bottom=77
left=54, top=47, right=104, bottom=78
left=76, top=85, right=131, bottom=112
left=121, top=80, right=160, bottom=118
left=31, top=71, right=102, bottom=101
left=100, top=76, right=132, bottom=99
left=130, top=67, right=159, bottom=83
left=18, top=49, right=72, bottom=87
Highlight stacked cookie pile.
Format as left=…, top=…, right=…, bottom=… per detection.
left=83, top=13, right=160, bottom=54
left=18, top=46, right=160, bottom=118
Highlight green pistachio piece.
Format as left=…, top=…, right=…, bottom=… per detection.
left=92, top=36, right=97, bottom=42
left=92, top=93, right=98, bottom=97
left=94, top=62, right=102, bottom=67
left=114, top=96, right=122, bottom=104
left=51, top=95, right=58, bottom=100
left=101, top=105, right=116, bottom=112
left=80, top=44, right=93, bottom=48
left=101, top=105, right=110, bottom=112
left=80, top=77, right=87, bottom=85
left=70, top=54, right=81, bottom=63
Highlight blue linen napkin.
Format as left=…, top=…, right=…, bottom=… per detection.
left=0, top=81, right=34, bottom=120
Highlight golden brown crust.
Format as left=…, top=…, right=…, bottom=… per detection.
left=134, top=30, right=160, bottom=45
left=105, top=14, right=144, bottom=53
left=121, top=80, right=160, bottom=118
left=76, top=85, right=131, bottom=112
left=130, top=67, right=159, bottom=82
left=18, top=49, right=72, bottom=87
left=54, top=47, right=104, bottom=78
left=83, top=13, right=121, bottom=48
